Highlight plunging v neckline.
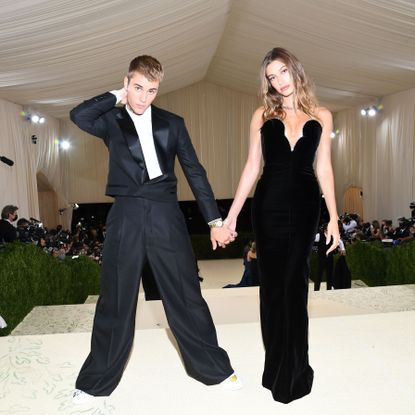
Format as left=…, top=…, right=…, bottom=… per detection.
left=276, top=118, right=315, bottom=152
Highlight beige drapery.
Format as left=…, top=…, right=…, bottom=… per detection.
left=333, top=87, right=415, bottom=223
left=1, top=1, right=414, bottom=117
left=64, top=80, right=415, bottom=224
left=0, top=98, right=71, bottom=229
left=2, top=83, right=415, bottom=228
left=0, top=0, right=233, bottom=119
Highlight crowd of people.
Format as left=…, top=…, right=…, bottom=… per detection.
left=2, top=204, right=414, bottom=268
left=339, top=212, right=415, bottom=245
left=0, top=204, right=105, bottom=264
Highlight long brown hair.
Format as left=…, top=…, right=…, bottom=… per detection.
left=259, top=48, right=318, bottom=122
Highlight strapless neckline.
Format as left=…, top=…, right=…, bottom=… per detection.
left=276, top=118, right=321, bottom=152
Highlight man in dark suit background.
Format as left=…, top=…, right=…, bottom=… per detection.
left=0, top=205, right=18, bottom=243
left=70, top=56, right=241, bottom=404
left=314, top=222, right=346, bottom=291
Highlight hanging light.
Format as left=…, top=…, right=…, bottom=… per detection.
left=31, top=114, right=40, bottom=123
left=368, top=107, right=377, bottom=117
left=361, top=103, right=383, bottom=117
left=24, top=112, right=46, bottom=124
left=60, top=140, right=70, bottom=150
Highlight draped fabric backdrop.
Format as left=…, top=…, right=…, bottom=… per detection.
left=156, top=81, right=259, bottom=200
left=0, top=98, right=71, bottom=229
left=2, top=84, right=415, bottom=229
left=333, top=87, right=415, bottom=223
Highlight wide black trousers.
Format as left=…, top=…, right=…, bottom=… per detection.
left=76, top=196, right=233, bottom=396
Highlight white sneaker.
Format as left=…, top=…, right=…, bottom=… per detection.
left=72, top=389, right=94, bottom=404
left=220, top=372, right=243, bottom=390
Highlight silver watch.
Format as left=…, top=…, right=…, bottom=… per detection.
left=209, top=219, right=224, bottom=228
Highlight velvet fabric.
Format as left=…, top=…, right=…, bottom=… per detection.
left=252, top=118, right=322, bottom=403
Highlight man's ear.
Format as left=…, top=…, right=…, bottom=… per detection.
left=123, top=76, right=129, bottom=90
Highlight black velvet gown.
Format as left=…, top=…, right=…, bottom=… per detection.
left=252, top=117, right=322, bottom=403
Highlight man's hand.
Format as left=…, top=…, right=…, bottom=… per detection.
left=210, top=227, right=237, bottom=250
left=120, top=87, right=128, bottom=105
left=114, top=87, right=128, bottom=105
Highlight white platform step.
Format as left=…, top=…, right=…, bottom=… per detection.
left=2, top=312, right=415, bottom=415
left=11, top=284, right=415, bottom=336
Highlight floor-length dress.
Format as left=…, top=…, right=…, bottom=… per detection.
left=252, top=117, right=322, bottom=403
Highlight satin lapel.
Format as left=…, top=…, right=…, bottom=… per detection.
left=151, top=106, right=169, bottom=174
left=116, top=108, right=146, bottom=171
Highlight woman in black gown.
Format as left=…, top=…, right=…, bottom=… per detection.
left=225, top=48, right=340, bottom=403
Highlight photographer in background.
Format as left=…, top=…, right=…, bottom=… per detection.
left=341, top=213, right=358, bottom=241
left=381, top=219, right=394, bottom=239
left=0, top=205, right=18, bottom=243
left=16, top=217, right=32, bottom=242
left=17, top=217, right=46, bottom=244
left=392, top=217, right=415, bottom=245
left=401, top=224, right=415, bottom=243
left=315, top=222, right=347, bottom=290
left=370, top=220, right=382, bottom=241
left=393, top=217, right=411, bottom=239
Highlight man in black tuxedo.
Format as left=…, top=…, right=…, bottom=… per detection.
left=70, top=56, right=240, bottom=404
left=314, top=223, right=345, bottom=290
left=0, top=205, right=18, bottom=243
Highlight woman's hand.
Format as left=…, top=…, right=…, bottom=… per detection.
left=326, top=219, right=340, bottom=256
left=210, top=226, right=237, bottom=250
left=224, top=216, right=237, bottom=232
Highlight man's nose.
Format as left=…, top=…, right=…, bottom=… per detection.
left=138, top=92, right=147, bottom=102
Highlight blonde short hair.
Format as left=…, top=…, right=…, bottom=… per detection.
left=127, top=55, right=164, bottom=82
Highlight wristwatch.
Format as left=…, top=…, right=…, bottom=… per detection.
left=208, top=219, right=224, bottom=228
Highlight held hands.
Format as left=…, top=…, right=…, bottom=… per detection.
left=210, top=226, right=238, bottom=250
left=325, top=219, right=341, bottom=256
left=223, top=216, right=237, bottom=233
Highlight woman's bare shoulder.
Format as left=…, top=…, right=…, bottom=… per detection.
left=314, top=106, right=332, bottom=121
left=251, top=106, right=265, bottom=128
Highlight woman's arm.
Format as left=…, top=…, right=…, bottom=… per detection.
left=315, top=107, right=340, bottom=255
left=224, top=107, right=263, bottom=231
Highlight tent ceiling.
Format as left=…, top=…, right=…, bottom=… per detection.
left=1, top=0, right=415, bottom=118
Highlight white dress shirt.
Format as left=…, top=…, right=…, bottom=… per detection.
left=110, top=90, right=163, bottom=180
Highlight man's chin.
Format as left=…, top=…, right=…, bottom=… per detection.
left=129, top=105, right=147, bottom=115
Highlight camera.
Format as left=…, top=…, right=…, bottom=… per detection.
left=18, top=221, right=46, bottom=243
left=340, top=214, right=350, bottom=224
left=393, top=216, right=414, bottom=240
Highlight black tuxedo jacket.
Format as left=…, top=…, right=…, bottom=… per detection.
left=0, top=219, right=17, bottom=242
left=70, top=92, right=220, bottom=222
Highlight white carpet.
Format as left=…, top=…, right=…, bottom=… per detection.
left=12, top=286, right=381, bottom=336
left=3, top=259, right=415, bottom=414
left=1, top=311, right=415, bottom=414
